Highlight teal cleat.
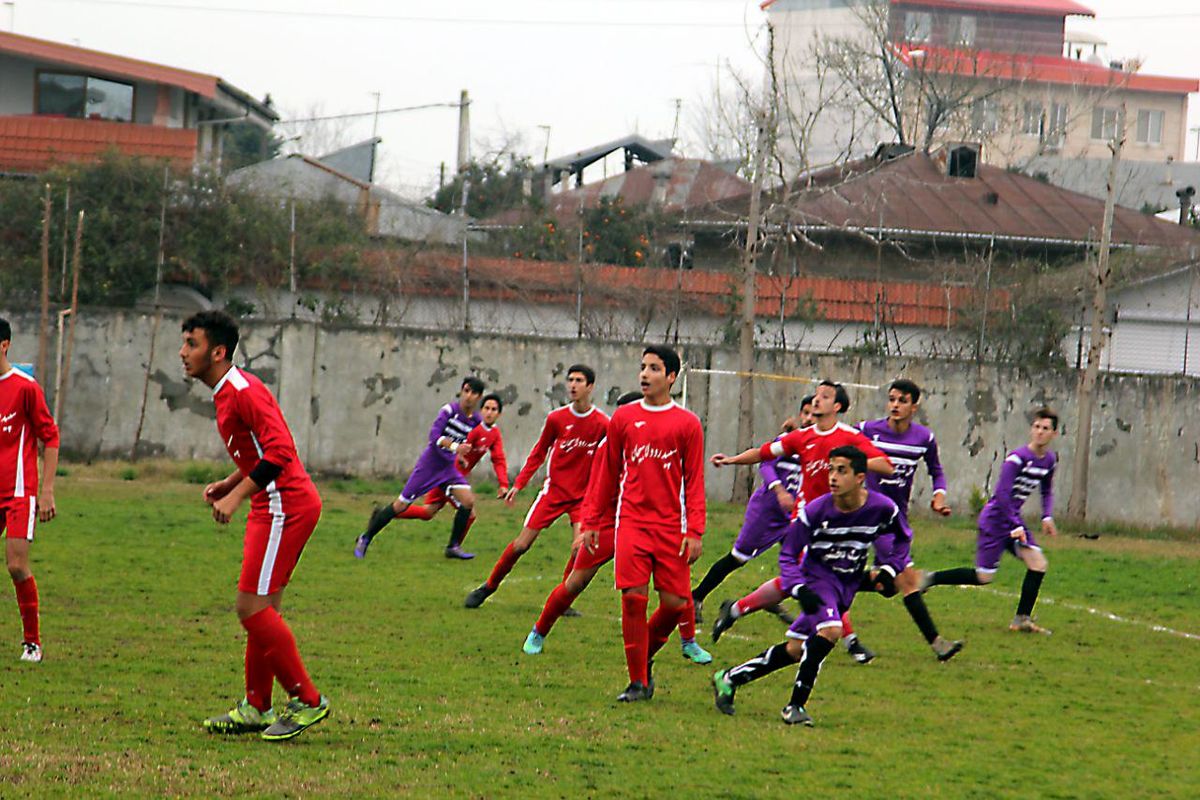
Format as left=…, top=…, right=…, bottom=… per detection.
left=681, top=640, right=713, bottom=665
left=523, top=628, right=545, bottom=655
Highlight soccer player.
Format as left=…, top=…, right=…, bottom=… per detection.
left=857, top=379, right=962, bottom=661
left=711, top=446, right=906, bottom=726
left=390, top=393, right=510, bottom=559
left=355, top=377, right=485, bottom=559
left=464, top=365, right=608, bottom=608
left=709, top=380, right=892, bottom=664
left=584, top=345, right=706, bottom=702
left=690, top=396, right=816, bottom=626
left=181, top=311, right=328, bottom=741
left=923, top=408, right=1059, bottom=634
left=0, top=318, right=58, bottom=664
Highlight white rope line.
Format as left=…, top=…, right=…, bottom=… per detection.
left=684, top=367, right=881, bottom=391
left=971, top=586, right=1200, bottom=642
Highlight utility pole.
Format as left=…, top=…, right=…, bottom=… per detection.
left=369, top=91, right=381, bottom=138
left=1068, top=104, right=1125, bottom=520
left=537, top=124, right=551, bottom=164
left=456, top=89, right=471, bottom=173
left=460, top=178, right=471, bottom=331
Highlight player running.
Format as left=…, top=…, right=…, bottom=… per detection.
left=355, top=377, right=485, bottom=559
left=465, top=365, right=607, bottom=609
left=181, top=311, right=328, bottom=741
left=0, top=318, right=59, bottom=664
left=922, top=408, right=1059, bottom=634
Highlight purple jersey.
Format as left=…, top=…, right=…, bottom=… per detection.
left=979, top=445, right=1056, bottom=536
left=399, top=401, right=482, bottom=502
left=858, top=418, right=946, bottom=516
left=758, top=436, right=804, bottom=500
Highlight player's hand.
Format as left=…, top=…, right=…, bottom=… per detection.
left=503, top=487, right=519, bottom=507
left=203, top=480, right=229, bottom=505
left=37, top=489, right=56, bottom=523
left=1042, top=518, right=1058, bottom=538
left=774, top=487, right=795, bottom=515
left=709, top=454, right=730, bottom=468
left=680, top=535, right=703, bottom=564
left=931, top=495, right=951, bottom=516
left=583, top=529, right=600, bottom=554
left=873, top=567, right=898, bottom=597
left=1010, top=526, right=1028, bottom=545
left=496, top=486, right=509, bottom=499
left=212, top=493, right=240, bottom=525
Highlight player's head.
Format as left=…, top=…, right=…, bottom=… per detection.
left=887, top=379, right=921, bottom=423
left=481, top=393, right=503, bottom=425
left=827, top=445, right=868, bottom=496
left=180, top=310, right=239, bottom=384
left=1030, top=407, right=1059, bottom=447
left=460, top=376, right=485, bottom=412
left=0, top=317, right=10, bottom=360
left=640, top=345, right=680, bottom=402
left=798, top=394, right=816, bottom=428
left=813, top=380, right=850, bottom=420
left=616, top=390, right=642, bottom=406
left=566, top=363, right=595, bottom=404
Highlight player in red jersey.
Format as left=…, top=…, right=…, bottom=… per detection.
left=0, top=318, right=59, bottom=664
left=464, top=365, right=608, bottom=608
left=180, top=311, right=329, bottom=742
left=392, top=393, right=510, bottom=559
left=584, top=345, right=706, bottom=702
left=710, top=380, right=893, bottom=663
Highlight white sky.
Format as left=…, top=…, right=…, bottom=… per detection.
left=12, top=0, right=1200, bottom=198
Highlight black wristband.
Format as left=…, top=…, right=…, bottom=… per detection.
left=249, top=459, right=283, bottom=488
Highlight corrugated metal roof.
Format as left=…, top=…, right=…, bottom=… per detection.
left=890, top=0, right=1094, bottom=17
left=0, top=116, right=197, bottom=173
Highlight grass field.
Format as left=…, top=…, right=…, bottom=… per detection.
left=0, top=463, right=1197, bottom=798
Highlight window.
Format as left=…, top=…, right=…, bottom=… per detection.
left=1022, top=101, right=1045, bottom=137
left=1045, top=102, right=1068, bottom=147
left=1136, top=109, right=1164, bottom=145
left=904, top=11, right=932, bottom=43
left=952, top=15, right=976, bottom=47
left=36, top=71, right=134, bottom=122
left=971, top=97, right=999, bottom=134
left=1091, top=106, right=1120, bottom=141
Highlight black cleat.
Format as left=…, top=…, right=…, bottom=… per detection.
left=711, top=599, right=738, bottom=643
left=765, top=603, right=796, bottom=625
left=711, top=670, right=736, bottom=715
left=693, top=599, right=704, bottom=625
left=645, top=659, right=655, bottom=699
left=847, top=637, right=875, bottom=664
left=562, top=607, right=583, bottom=618
left=617, top=682, right=652, bottom=702
left=464, top=584, right=494, bottom=608
left=933, top=638, right=964, bottom=662
left=781, top=704, right=814, bottom=726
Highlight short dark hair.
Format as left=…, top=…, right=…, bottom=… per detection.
left=642, top=345, right=681, bottom=379
left=462, top=376, right=485, bottom=395
left=889, top=379, right=921, bottom=403
left=819, top=379, right=851, bottom=414
left=481, top=393, right=503, bottom=412
left=1033, top=407, right=1059, bottom=431
left=181, top=310, right=239, bottom=357
left=567, top=364, right=596, bottom=385
left=0, top=317, right=10, bottom=343
left=616, top=390, right=642, bottom=406
left=829, top=444, right=868, bottom=475
left=799, top=394, right=815, bottom=409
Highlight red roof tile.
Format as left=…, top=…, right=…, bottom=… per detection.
left=0, top=116, right=197, bottom=173
left=890, top=0, right=1093, bottom=17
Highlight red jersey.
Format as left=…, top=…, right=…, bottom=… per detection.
left=212, top=367, right=318, bottom=514
left=761, top=421, right=889, bottom=505
left=0, top=368, right=59, bottom=499
left=579, top=437, right=617, bottom=532
left=513, top=404, right=609, bottom=501
left=456, top=421, right=509, bottom=489
left=588, top=399, right=705, bottom=539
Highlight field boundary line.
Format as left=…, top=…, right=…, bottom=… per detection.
left=970, top=586, right=1200, bottom=642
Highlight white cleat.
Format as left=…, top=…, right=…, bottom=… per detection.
left=19, top=643, right=42, bottom=663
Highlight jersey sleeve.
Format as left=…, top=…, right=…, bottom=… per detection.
left=758, top=457, right=783, bottom=490
left=427, top=404, right=453, bottom=449
left=490, top=429, right=510, bottom=490
left=851, top=429, right=890, bottom=463
left=873, top=502, right=910, bottom=575
left=992, top=453, right=1026, bottom=533
left=761, top=429, right=803, bottom=461
left=582, top=434, right=618, bottom=530
left=1041, top=458, right=1055, bottom=520
left=924, top=431, right=947, bottom=495
left=514, top=414, right=558, bottom=491
left=681, top=416, right=706, bottom=539
left=25, top=380, right=60, bottom=448
left=238, top=387, right=297, bottom=472
left=778, top=509, right=813, bottom=595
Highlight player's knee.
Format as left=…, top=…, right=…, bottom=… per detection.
left=977, top=569, right=995, bottom=584
left=6, top=562, right=28, bottom=581
left=784, top=639, right=807, bottom=660
left=1027, top=552, right=1048, bottom=572
left=660, top=592, right=688, bottom=610
left=896, top=568, right=920, bottom=595
left=817, top=625, right=844, bottom=643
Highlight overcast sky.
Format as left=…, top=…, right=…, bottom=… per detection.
left=13, top=0, right=1200, bottom=198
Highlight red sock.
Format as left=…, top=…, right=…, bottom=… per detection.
left=534, top=582, right=579, bottom=636
left=648, top=603, right=685, bottom=660
left=677, top=599, right=696, bottom=642
left=620, top=593, right=649, bottom=685
left=240, top=607, right=320, bottom=707
left=244, top=636, right=273, bottom=712
left=486, top=543, right=522, bottom=590
left=395, top=505, right=435, bottom=521
left=736, top=576, right=786, bottom=616
left=13, top=575, right=39, bottom=646
left=459, top=513, right=477, bottom=545
left=841, top=612, right=854, bottom=636
left=562, top=548, right=577, bottom=582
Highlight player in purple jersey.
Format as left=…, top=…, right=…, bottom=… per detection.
left=690, top=396, right=815, bottom=626
left=922, top=407, right=1059, bottom=634
left=856, top=379, right=962, bottom=661
left=355, top=377, right=486, bottom=559
left=710, top=446, right=907, bottom=726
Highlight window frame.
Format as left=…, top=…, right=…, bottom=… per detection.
left=904, top=10, right=933, bottom=43
left=1136, top=109, right=1164, bottom=146
left=1090, top=106, right=1120, bottom=141
left=33, top=69, right=137, bottom=124
left=1022, top=101, right=1045, bottom=138
left=952, top=15, right=977, bottom=48
left=970, top=96, right=999, bottom=135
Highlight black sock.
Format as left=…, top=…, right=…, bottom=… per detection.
left=903, top=592, right=940, bottom=644
left=930, top=567, right=982, bottom=587
left=447, top=506, right=472, bottom=548
left=1016, top=569, right=1045, bottom=617
left=790, top=635, right=836, bottom=708
left=692, top=553, right=744, bottom=603
left=726, top=642, right=796, bottom=687
left=364, top=504, right=396, bottom=540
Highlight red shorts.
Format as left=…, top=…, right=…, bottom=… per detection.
left=523, top=490, right=582, bottom=532
left=238, top=499, right=322, bottom=596
left=614, top=526, right=693, bottom=597
left=572, top=526, right=615, bottom=571
left=0, top=497, right=36, bottom=541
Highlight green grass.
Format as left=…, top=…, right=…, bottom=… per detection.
left=1, top=465, right=1198, bottom=798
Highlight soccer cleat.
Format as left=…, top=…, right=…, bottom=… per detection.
left=780, top=704, right=814, bottom=726
left=847, top=637, right=876, bottom=664
left=645, top=659, right=655, bottom=699
left=617, top=681, right=652, bottom=702
left=711, top=670, right=736, bottom=716
left=1009, top=615, right=1052, bottom=635
left=693, top=600, right=704, bottom=625
left=932, top=637, right=964, bottom=662
left=444, top=545, right=475, bottom=560
left=711, top=599, right=738, bottom=643
left=203, top=699, right=277, bottom=734
left=353, top=534, right=372, bottom=560
left=765, top=603, right=796, bottom=625
left=261, top=696, right=330, bottom=742
left=681, top=640, right=713, bottom=665
left=522, top=628, right=545, bottom=655
left=19, top=643, right=42, bottom=663
left=464, top=584, right=494, bottom=608
left=562, top=607, right=583, bottom=618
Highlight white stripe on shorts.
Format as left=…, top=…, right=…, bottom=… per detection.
left=256, top=484, right=286, bottom=596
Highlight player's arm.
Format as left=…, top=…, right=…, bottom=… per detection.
left=854, top=434, right=894, bottom=476
left=203, top=468, right=244, bottom=505
left=679, top=418, right=706, bottom=563
left=579, top=439, right=615, bottom=552
left=212, top=391, right=296, bottom=523
left=712, top=429, right=801, bottom=468
left=29, top=381, right=60, bottom=522
left=870, top=504, right=907, bottom=595
left=758, top=451, right=795, bottom=513
left=1040, top=461, right=1057, bottom=537
left=994, top=454, right=1028, bottom=542
left=507, top=415, right=557, bottom=503
left=429, top=405, right=460, bottom=452
left=924, top=433, right=951, bottom=516
left=489, top=429, right=510, bottom=497
left=778, top=512, right=814, bottom=602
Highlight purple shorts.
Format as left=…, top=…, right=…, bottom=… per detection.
left=975, top=517, right=1041, bottom=573
left=874, top=511, right=914, bottom=570
left=731, top=490, right=791, bottom=562
left=400, top=454, right=470, bottom=503
left=786, top=571, right=857, bottom=640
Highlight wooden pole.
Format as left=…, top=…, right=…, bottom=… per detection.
left=58, top=210, right=84, bottom=425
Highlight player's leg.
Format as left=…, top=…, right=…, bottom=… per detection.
left=466, top=524, right=541, bottom=607
left=356, top=460, right=441, bottom=557
left=444, top=485, right=476, bottom=559
left=895, top=565, right=963, bottom=660
left=6, top=498, right=40, bottom=662
left=394, top=490, right=446, bottom=522
left=524, top=562, right=604, bottom=654
left=782, top=625, right=842, bottom=725
left=559, top=521, right=585, bottom=617
left=614, top=531, right=654, bottom=701
left=712, top=576, right=787, bottom=642
left=841, top=612, right=875, bottom=664
left=923, top=526, right=1002, bottom=589
left=677, top=598, right=712, bottom=665
left=1010, top=543, right=1051, bottom=634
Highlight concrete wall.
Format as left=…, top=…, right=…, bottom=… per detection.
left=4, top=308, right=1198, bottom=528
